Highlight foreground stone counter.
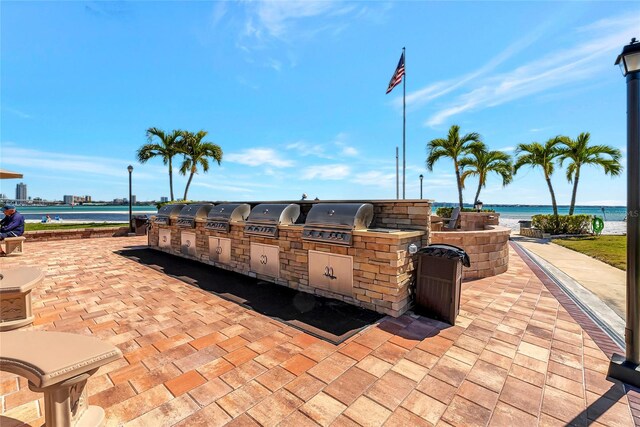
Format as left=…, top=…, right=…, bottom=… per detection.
left=149, top=200, right=432, bottom=317
left=149, top=221, right=427, bottom=316
left=430, top=225, right=511, bottom=279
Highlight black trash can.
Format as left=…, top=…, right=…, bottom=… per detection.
left=415, top=244, right=470, bottom=325
left=132, top=215, right=149, bottom=236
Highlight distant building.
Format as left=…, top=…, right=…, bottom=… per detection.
left=160, top=196, right=168, bottom=203
left=113, top=198, right=125, bottom=204
left=0, top=193, right=6, bottom=200
left=84, top=195, right=91, bottom=202
left=63, top=195, right=74, bottom=204
left=16, top=183, right=27, bottom=201
left=131, top=195, right=137, bottom=205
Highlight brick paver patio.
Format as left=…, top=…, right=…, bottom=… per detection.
left=0, top=236, right=637, bottom=426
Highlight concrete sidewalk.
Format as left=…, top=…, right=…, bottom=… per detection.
left=512, top=236, right=626, bottom=348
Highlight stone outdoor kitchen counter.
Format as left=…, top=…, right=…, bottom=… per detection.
left=149, top=200, right=433, bottom=317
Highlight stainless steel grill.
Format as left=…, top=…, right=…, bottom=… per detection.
left=154, top=204, right=186, bottom=225
left=205, top=203, right=251, bottom=233
left=302, top=203, right=374, bottom=246
left=244, top=203, right=300, bottom=238
left=176, top=204, right=214, bottom=228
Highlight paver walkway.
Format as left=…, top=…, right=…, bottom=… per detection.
left=0, top=236, right=637, bottom=426
left=515, top=237, right=626, bottom=319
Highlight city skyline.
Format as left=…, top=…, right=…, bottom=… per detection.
left=1, top=2, right=638, bottom=206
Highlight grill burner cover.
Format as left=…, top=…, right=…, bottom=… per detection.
left=205, top=203, right=251, bottom=233
left=303, top=203, right=374, bottom=246
left=154, top=204, right=186, bottom=225
left=244, top=204, right=300, bottom=238
left=176, top=204, right=213, bottom=228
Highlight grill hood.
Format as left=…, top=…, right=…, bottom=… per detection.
left=176, top=204, right=214, bottom=228
left=305, top=203, right=374, bottom=230
left=154, top=204, right=186, bottom=224
left=302, top=203, right=374, bottom=246
left=205, top=203, right=251, bottom=233
left=244, top=203, right=300, bottom=238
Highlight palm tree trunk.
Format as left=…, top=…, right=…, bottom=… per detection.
left=455, top=163, right=464, bottom=209
left=168, top=159, right=174, bottom=201
left=474, top=179, right=482, bottom=206
left=545, top=175, right=559, bottom=217
left=569, top=167, right=580, bottom=216
left=183, top=171, right=195, bottom=201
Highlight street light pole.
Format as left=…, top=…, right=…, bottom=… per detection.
left=128, top=165, right=133, bottom=234
left=609, top=37, right=640, bottom=386
left=419, top=174, right=423, bottom=199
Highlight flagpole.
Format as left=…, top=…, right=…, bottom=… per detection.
left=396, top=147, right=399, bottom=199
left=402, top=46, right=406, bottom=199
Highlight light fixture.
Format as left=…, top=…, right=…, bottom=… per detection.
left=615, top=38, right=640, bottom=76
left=474, top=200, right=483, bottom=212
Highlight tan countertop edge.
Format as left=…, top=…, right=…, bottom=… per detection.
left=353, top=229, right=426, bottom=239
left=431, top=225, right=511, bottom=235
left=202, top=221, right=427, bottom=238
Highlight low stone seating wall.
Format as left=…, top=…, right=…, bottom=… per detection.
left=0, top=267, right=43, bottom=331
left=520, top=227, right=547, bottom=239
left=3, top=236, right=26, bottom=255
left=430, top=226, right=511, bottom=279
left=0, top=331, right=122, bottom=427
left=24, top=227, right=129, bottom=242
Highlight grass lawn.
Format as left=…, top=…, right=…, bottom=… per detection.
left=554, top=235, right=627, bottom=271
left=26, top=222, right=128, bottom=231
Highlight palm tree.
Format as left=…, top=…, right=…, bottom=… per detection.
left=514, top=137, right=562, bottom=216
left=426, top=125, right=484, bottom=209
left=460, top=147, right=513, bottom=206
left=558, top=132, right=622, bottom=215
left=137, top=128, right=184, bottom=201
left=179, top=130, right=223, bottom=200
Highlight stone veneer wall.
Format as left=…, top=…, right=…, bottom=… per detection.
left=459, top=212, right=500, bottom=231
left=148, top=199, right=432, bottom=317
left=24, top=227, right=129, bottom=242
left=429, top=226, right=511, bottom=279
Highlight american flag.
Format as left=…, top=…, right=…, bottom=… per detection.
left=386, top=52, right=405, bottom=94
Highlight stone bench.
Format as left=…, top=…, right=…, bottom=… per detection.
left=0, top=267, right=43, bottom=331
left=0, top=331, right=123, bottom=427
left=3, top=236, right=26, bottom=255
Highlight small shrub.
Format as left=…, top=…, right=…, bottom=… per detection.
left=155, top=200, right=207, bottom=209
left=531, top=214, right=592, bottom=235
left=435, top=206, right=496, bottom=217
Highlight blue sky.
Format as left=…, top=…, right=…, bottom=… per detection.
left=1, top=1, right=638, bottom=205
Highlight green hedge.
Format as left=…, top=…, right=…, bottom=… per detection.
left=531, top=214, right=592, bottom=235
left=155, top=200, right=202, bottom=209
left=435, top=206, right=496, bottom=218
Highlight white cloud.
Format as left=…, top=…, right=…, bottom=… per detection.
left=0, top=145, right=159, bottom=180
left=398, top=17, right=554, bottom=112
left=351, top=170, right=396, bottom=187
left=332, top=132, right=359, bottom=157
left=341, top=146, right=358, bottom=156
left=419, top=12, right=639, bottom=126
left=225, top=148, right=294, bottom=168
left=497, top=146, right=516, bottom=152
left=301, top=164, right=350, bottom=180
left=192, top=181, right=254, bottom=193
left=2, top=106, right=31, bottom=119
left=286, top=141, right=329, bottom=158
left=286, top=133, right=359, bottom=159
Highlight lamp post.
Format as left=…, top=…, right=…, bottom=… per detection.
left=128, top=165, right=133, bottom=234
left=474, top=200, right=483, bottom=213
left=419, top=174, right=423, bottom=199
left=608, top=37, right=640, bottom=386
